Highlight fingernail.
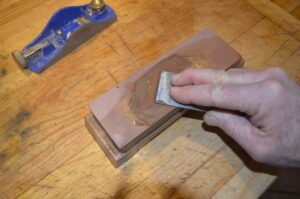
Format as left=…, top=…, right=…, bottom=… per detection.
left=172, top=74, right=180, bottom=83
left=205, top=113, right=219, bottom=126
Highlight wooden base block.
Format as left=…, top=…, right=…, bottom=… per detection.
left=85, top=110, right=186, bottom=167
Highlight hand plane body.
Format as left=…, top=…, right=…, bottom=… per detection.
left=12, top=1, right=117, bottom=73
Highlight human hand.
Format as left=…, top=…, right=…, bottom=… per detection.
left=170, top=67, right=300, bottom=167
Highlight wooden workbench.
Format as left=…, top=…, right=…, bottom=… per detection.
left=0, top=0, right=299, bottom=198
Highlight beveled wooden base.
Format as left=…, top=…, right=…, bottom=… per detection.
left=85, top=110, right=186, bottom=167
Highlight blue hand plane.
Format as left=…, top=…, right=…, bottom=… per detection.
left=12, top=0, right=117, bottom=73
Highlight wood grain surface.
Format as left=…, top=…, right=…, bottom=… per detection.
left=0, top=0, right=299, bottom=198
left=245, top=0, right=300, bottom=41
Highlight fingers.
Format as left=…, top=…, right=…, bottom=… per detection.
left=204, top=110, right=262, bottom=157
left=172, top=68, right=272, bottom=87
left=263, top=67, right=294, bottom=86
left=170, top=82, right=264, bottom=114
left=172, top=68, right=222, bottom=86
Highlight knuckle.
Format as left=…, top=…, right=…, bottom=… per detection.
left=263, top=79, right=284, bottom=96
left=266, top=67, right=287, bottom=77
left=224, top=120, right=240, bottom=135
left=210, top=84, right=223, bottom=106
left=216, top=70, right=229, bottom=82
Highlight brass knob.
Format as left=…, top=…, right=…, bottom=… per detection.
left=90, top=0, right=105, bottom=11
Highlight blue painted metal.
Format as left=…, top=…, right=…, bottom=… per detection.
left=18, top=3, right=117, bottom=73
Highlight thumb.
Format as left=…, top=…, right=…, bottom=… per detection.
left=204, top=110, right=261, bottom=155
